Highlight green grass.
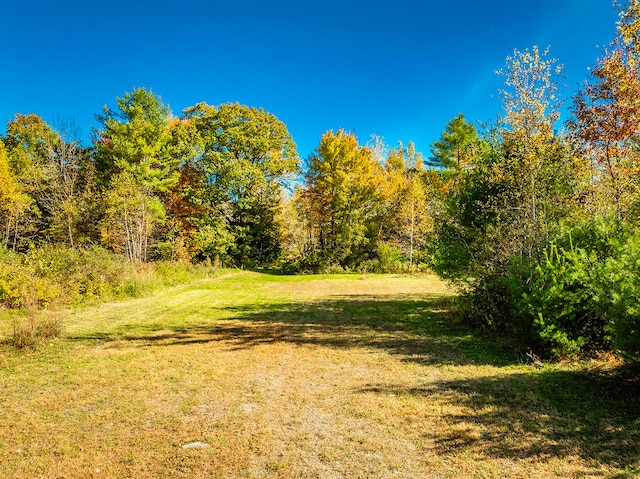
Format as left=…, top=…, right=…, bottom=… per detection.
left=0, top=270, right=638, bottom=478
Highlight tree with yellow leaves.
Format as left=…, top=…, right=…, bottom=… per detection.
left=301, top=130, right=384, bottom=268
left=380, top=142, right=429, bottom=266
left=0, top=141, right=30, bottom=249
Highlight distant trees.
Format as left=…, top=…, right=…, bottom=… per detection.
left=568, top=0, right=640, bottom=220
left=0, top=89, right=301, bottom=267
left=428, top=113, right=478, bottom=171
left=277, top=131, right=437, bottom=272
left=0, top=140, right=29, bottom=249
left=0, top=94, right=443, bottom=274
left=40, top=119, right=94, bottom=248
left=298, top=130, right=383, bottom=267
left=380, top=142, right=429, bottom=266
left=3, top=114, right=58, bottom=247
left=182, top=102, right=298, bottom=265
left=93, top=88, right=178, bottom=262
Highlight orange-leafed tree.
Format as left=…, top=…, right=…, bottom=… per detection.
left=569, top=0, right=640, bottom=219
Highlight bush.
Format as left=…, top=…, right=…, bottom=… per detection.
left=457, top=218, right=640, bottom=362
left=279, top=241, right=430, bottom=275
left=21, top=245, right=137, bottom=305
left=509, top=243, right=611, bottom=357
left=0, top=245, right=220, bottom=310
left=0, top=248, right=59, bottom=308
left=498, top=219, right=640, bottom=360
left=604, top=236, right=640, bottom=361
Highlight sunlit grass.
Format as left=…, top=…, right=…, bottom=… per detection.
left=0, top=271, right=638, bottom=478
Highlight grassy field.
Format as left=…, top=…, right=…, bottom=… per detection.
left=0, top=271, right=639, bottom=478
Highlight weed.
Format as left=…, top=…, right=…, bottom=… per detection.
left=10, top=307, right=64, bottom=349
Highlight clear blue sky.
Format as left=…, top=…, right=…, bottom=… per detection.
left=0, top=0, right=620, bottom=158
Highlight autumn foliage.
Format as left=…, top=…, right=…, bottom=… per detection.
left=2, top=1, right=640, bottom=362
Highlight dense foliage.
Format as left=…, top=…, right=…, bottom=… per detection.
left=428, top=1, right=640, bottom=361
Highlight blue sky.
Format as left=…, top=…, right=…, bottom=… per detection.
left=0, top=1, right=620, bottom=158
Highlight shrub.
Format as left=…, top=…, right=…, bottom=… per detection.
left=502, top=219, right=640, bottom=360
left=604, top=237, right=640, bottom=361
left=457, top=218, right=640, bottom=361
left=509, top=243, right=611, bottom=357
left=0, top=245, right=219, bottom=310
left=20, top=245, right=137, bottom=305
left=0, top=249, right=58, bottom=308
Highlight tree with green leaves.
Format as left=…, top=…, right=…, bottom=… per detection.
left=100, top=171, right=166, bottom=262
left=38, top=119, right=96, bottom=248
left=493, top=45, right=572, bottom=259
left=181, top=102, right=299, bottom=265
left=2, top=114, right=59, bottom=248
left=94, top=87, right=179, bottom=192
left=428, top=113, right=478, bottom=171
left=430, top=47, right=578, bottom=342
left=94, top=88, right=178, bottom=261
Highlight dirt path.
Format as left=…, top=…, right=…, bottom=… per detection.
left=0, top=272, right=637, bottom=478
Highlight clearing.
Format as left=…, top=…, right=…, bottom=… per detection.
left=0, top=271, right=639, bottom=478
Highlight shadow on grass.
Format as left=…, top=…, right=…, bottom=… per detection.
left=70, top=290, right=640, bottom=472
left=73, top=293, right=513, bottom=367
left=361, top=368, right=640, bottom=474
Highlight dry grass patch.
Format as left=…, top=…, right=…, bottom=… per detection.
left=0, top=271, right=638, bottom=478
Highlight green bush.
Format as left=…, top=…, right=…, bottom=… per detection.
left=458, top=218, right=640, bottom=362
left=604, top=236, right=640, bottom=361
left=280, top=241, right=429, bottom=275
left=0, top=248, right=59, bottom=308
left=503, top=219, right=640, bottom=360
left=22, top=245, right=137, bottom=305
left=509, top=243, right=610, bottom=357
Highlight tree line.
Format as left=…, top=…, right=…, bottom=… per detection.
left=0, top=88, right=437, bottom=271
left=0, top=95, right=300, bottom=266
left=1, top=1, right=639, bottom=360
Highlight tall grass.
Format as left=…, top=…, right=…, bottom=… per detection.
left=10, top=307, right=65, bottom=349
left=0, top=244, right=218, bottom=348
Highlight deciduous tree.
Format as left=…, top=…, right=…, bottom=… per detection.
left=380, top=142, right=429, bottom=265
left=3, top=114, right=58, bottom=247
left=0, top=141, right=30, bottom=249
left=302, top=130, right=383, bottom=267
left=569, top=1, right=640, bottom=219
left=182, top=102, right=299, bottom=265
left=100, top=171, right=165, bottom=262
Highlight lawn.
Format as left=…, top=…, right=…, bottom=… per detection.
left=0, top=271, right=638, bottom=478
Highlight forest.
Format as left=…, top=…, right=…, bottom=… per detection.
left=1, top=1, right=640, bottom=363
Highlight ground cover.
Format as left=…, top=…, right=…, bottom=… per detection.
left=0, top=271, right=638, bottom=478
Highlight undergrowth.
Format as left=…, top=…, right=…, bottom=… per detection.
left=0, top=244, right=219, bottom=349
